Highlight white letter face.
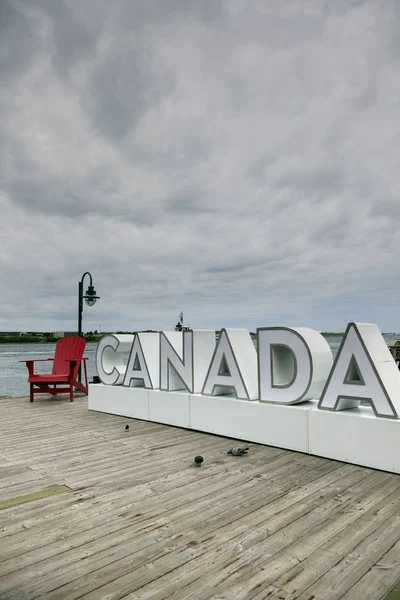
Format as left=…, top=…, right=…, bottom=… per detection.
left=96, top=334, right=134, bottom=386
left=202, top=329, right=258, bottom=400
left=318, top=323, right=400, bottom=418
left=258, top=327, right=333, bottom=404
left=160, top=331, right=193, bottom=392
left=123, top=333, right=160, bottom=389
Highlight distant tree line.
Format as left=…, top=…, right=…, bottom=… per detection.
left=0, top=330, right=347, bottom=345
left=0, top=332, right=105, bottom=344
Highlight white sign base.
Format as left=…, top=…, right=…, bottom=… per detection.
left=149, top=389, right=190, bottom=428
left=88, top=384, right=400, bottom=474
left=89, top=384, right=149, bottom=420
left=189, top=393, right=311, bottom=452
left=309, top=406, right=400, bottom=474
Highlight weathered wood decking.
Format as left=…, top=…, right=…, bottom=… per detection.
left=0, top=395, right=400, bottom=600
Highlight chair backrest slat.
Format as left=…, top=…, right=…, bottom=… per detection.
left=51, top=336, right=86, bottom=378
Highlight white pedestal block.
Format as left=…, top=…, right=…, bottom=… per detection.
left=88, top=384, right=149, bottom=420
left=309, top=406, right=400, bottom=473
left=189, top=394, right=312, bottom=452
left=88, top=386, right=400, bottom=473
left=148, top=389, right=190, bottom=427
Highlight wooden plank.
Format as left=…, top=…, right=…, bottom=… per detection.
left=0, top=466, right=31, bottom=480
left=250, top=585, right=290, bottom=600
left=271, top=488, right=400, bottom=599
left=152, top=471, right=399, bottom=600
left=385, top=579, right=400, bottom=600
left=0, top=452, right=321, bottom=580
left=0, top=443, right=284, bottom=538
left=339, top=538, right=400, bottom=600
left=0, top=477, right=64, bottom=503
left=0, top=486, right=70, bottom=510
left=0, top=467, right=47, bottom=491
left=0, top=457, right=332, bottom=596
left=20, top=466, right=375, bottom=599
left=0, top=396, right=400, bottom=600
left=0, top=441, right=283, bottom=539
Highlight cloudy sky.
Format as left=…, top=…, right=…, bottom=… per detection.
left=1, top=0, right=400, bottom=334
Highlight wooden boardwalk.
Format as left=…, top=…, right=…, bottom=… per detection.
left=0, top=395, right=400, bottom=600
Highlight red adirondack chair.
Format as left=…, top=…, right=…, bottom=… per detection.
left=21, top=336, right=88, bottom=402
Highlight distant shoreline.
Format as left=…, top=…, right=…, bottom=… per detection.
left=0, top=332, right=397, bottom=345
left=321, top=332, right=345, bottom=337
left=0, top=336, right=102, bottom=344
left=0, top=333, right=345, bottom=345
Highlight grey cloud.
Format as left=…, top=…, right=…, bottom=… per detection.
left=0, top=1, right=39, bottom=82
left=33, top=0, right=101, bottom=78
left=81, top=42, right=171, bottom=140
left=206, top=264, right=253, bottom=275
left=310, top=211, right=351, bottom=245
left=271, top=168, right=345, bottom=196
left=113, top=0, right=226, bottom=30
left=1, top=0, right=400, bottom=334
left=167, top=196, right=220, bottom=215
left=244, top=152, right=279, bottom=182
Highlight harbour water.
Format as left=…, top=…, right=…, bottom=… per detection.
left=0, top=342, right=99, bottom=398
left=1, top=334, right=399, bottom=397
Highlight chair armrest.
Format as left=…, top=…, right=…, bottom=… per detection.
left=20, top=358, right=54, bottom=376
left=19, top=359, right=54, bottom=363
left=20, top=358, right=50, bottom=377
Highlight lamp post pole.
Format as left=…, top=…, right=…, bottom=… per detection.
left=78, top=272, right=99, bottom=382
left=78, top=278, right=84, bottom=339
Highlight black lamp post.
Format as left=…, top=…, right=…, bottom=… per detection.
left=78, top=272, right=100, bottom=381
